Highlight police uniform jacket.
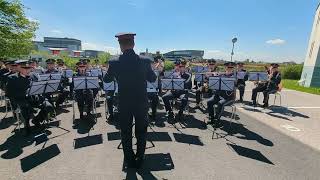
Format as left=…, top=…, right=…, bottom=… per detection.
left=104, top=49, right=156, bottom=107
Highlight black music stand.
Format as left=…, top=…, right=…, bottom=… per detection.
left=72, top=77, right=100, bottom=122
left=248, top=72, right=268, bottom=81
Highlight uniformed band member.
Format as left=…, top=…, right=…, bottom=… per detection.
left=236, top=62, right=248, bottom=102
left=29, top=58, right=45, bottom=74
left=6, top=60, right=54, bottom=135
left=0, top=61, right=18, bottom=90
left=162, top=60, right=192, bottom=122
left=207, top=62, right=236, bottom=126
left=74, top=61, right=94, bottom=120
left=195, top=59, right=217, bottom=106
left=251, top=63, right=281, bottom=107
left=104, top=32, right=157, bottom=169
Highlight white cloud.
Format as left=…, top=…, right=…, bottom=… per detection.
left=27, top=17, right=40, bottom=23
left=82, top=42, right=119, bottom=54
left=50, top=29, right=63, bottom=34
left=266, top=39, right=286, bottom=45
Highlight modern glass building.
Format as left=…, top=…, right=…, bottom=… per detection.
left=163, top=50, right=204, bottom=60
left=33, top=37, right=82, bottom=52
left=301, top=4, right=320, bottom=87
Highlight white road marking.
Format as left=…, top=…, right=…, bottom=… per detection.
left=287, top=107, right=320, bottom=109
left=281, top=124, right=301, bottom=132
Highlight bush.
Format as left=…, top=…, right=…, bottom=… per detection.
left=164, top=60, right=174, bottom=71
left=281, top=65, right=303, bottom=80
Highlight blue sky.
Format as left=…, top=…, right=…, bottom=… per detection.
left=23, top=0, right=319, bottom=62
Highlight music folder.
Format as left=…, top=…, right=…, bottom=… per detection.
left=172, top=79, right=184, bottom=90
left=237, top=71, right=247, bottom=80
left=195, top=73, right=205, bottom=82
left=73, top=77, right=99, bottom=90
left=161, top=79, right=173, bottom=90
left=208, top=77, right=220, bottom=90
left=64, top=69, right=73, bottom=78
left=220, top=77, right=236, bottom=91
left=248, top=72, right=268, bottom=81
left=103, top=81, right=118, bottom=91
left=28, top=81, right=47, bottom=96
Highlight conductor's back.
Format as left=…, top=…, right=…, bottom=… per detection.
left=103, top=33, right=156, bottom=169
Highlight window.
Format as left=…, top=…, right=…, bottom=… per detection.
left=309, top=41, right=315, bottom=58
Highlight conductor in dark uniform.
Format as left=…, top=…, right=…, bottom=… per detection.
left=103, top=33, right=157, bottom=169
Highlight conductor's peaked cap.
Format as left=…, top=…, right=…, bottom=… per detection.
left=115, top=32, right=136, bottom=40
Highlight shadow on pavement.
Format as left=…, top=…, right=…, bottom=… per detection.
left=220, top=120, right=274, bottom=147
left=173, top=132, right=204, bottom=146
left=0, top=116, right=16, bottom=130
left=74, top=134, right=103, bottom=149
left=72, top=117, right=96, bottom=134
left=20, top=144, right=61, bottom=172
left=124, top=153, right=175, bottom=180
left=228, top=143, right=274, bottom=165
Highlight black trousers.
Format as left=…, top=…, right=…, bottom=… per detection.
left=12, top=99, right=54, bottom=130
left=119, top=104, right=148, bottom=162
left=237, top=84, right=245, bottom=101
left=75, top=89, right=94, bottom=114
left=147, top=93, right=159, bottom=115
left=207, top=95, right=233, bottom=120
left=195, top=86, right=213, bottom=104
left=162, top=90, right=188, bottom=113
left=251, top=84, right=276, bottom=104
left=106, top=91, right=115, bottom=116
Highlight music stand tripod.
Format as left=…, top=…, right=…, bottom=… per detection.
left=72, top=77, right=100, bottom=122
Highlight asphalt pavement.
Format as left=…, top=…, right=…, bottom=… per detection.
left=0, top=91, right=319, bottom=180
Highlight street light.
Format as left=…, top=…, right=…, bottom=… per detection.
left=231, top=37, right=238, bottom=62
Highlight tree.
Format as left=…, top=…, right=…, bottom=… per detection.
left=0, top=0, right=38, bottom=58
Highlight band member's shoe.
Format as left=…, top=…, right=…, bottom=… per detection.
left=167, top=111, right=175, bottom=123
left=207, top=116, right=215, bottom=125
left=240, top=98, right=244, bottom=103
left=262, top=103, right=269, bottom=108
left=249, top=101, right=257, bottom=107
left=176, top=111, right=184, bottom=122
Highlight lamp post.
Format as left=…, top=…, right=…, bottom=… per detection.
left=231, top=37, right=238, bottom=62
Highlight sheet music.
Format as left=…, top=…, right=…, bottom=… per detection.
left=50, top=73, right=62, bottom=80
left=28, top=81, right=46, bottom=95
left=161, top=79, right=173, bottom=90
left=64, top=69, right=73, bottom=78
left=73, top=77, right=87, bottom=90
left=220, top=77, right=236, bottom=91
left=45, top=80, right=61, bottom=93
left=208, top=77, right=220, bottom=90
left=201, top=67, right=209, bottom=73
left=164, top=71, right=174, bottom=79
left=172, top=79, right=185, bottom=90
left=86, top=77, right=100, bottom=89
left=38, top=74, right=50, bottom=81
left=87, top=69, right=99, bottom=77
left=103, top=81, right=118, bottom=91
left=237, top=71, right=247, bottom=80
left=258, top=72, right=268, bottom=81
left=195, top=73, right=205, bottom=82
left=147, top=79, right=158, bottom=89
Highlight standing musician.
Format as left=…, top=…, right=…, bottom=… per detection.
left=236, top=62, right=248, bottom=102
left=73, top=61, right=94, bottom=120
left=162, top=60, right=192, bottom=122
left=6, top=60, right=54, bottom=135
left=103, top=32, right=157, bottom=169
left=251, top=63, right=281, bottom=107
left=207, top=62, right=236, bottom=126
left=195, top=59, right=218, bottom=107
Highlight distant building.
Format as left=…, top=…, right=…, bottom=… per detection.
left=301, top=4, right=320, bottom=87
left=82, top=50, right=104, bottom=58
left=163, top=50, right=204, bottom=61
left=33, top=37, right=82, bottom=55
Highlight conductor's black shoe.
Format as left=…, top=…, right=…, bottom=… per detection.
left=249, top=101, right=257, bottom=107
left=240, top=98, right=243, bottom=103
left=262, top=103, right=269, bottom=108
left=135, top=156, right=145, bottom=169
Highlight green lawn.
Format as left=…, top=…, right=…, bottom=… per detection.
left=282, top=79, right=320, bottom=95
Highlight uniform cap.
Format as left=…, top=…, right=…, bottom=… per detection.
left=15, top=60, right=32, bottom=68
left=46, top=59, right=56, bottom=64
left=115, top=32, right=136, bottom=40
left=224, top=61, right=236, bottom=67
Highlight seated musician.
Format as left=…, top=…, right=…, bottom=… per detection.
left=147, top=59, right=161, bottom=121
left=195, top=59, right=217, bottom=107
left=236, top=62, right=248, bottom=102
left=55, top=59, right=69, bottom=109
left=162, top=60, right=192, bottom=122
left=29, top=58, right=45, bottom=73
left=45, top=59, right=59, bottom=74
left=251, top=63, right=281, bottom=107
left=74, top=61, right=94, bottom=120
left=6, top=60, right=54, bottom=135
left=207, top=62, right=236, bottom=126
